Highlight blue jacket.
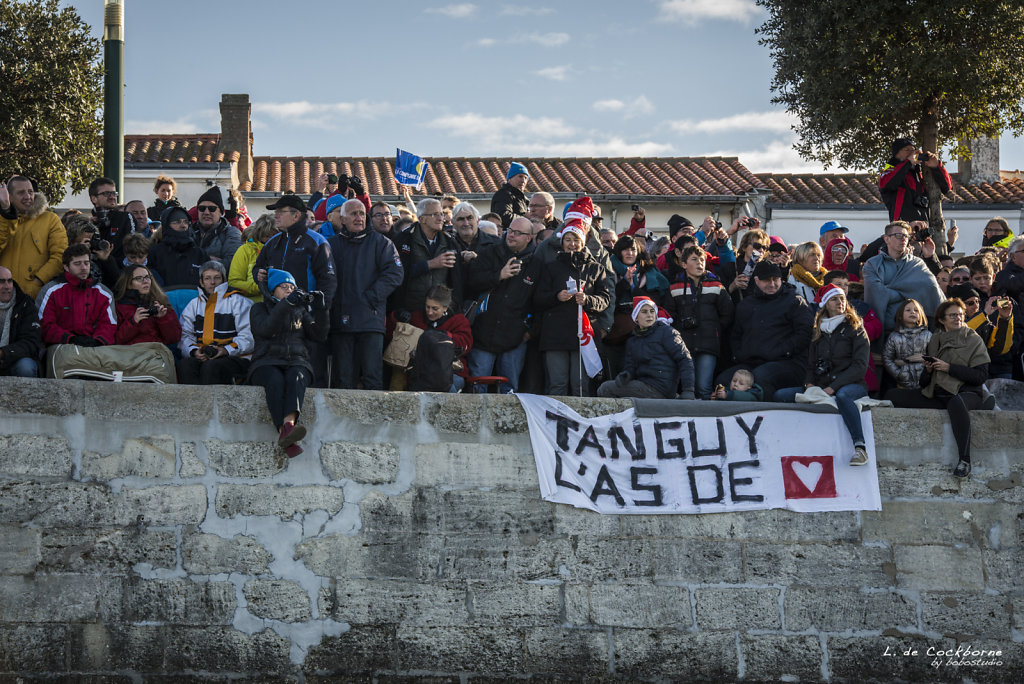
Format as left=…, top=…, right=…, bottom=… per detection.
left=252, top=218, right=337, bottom=305
left=623, top=321, right=695, bottom=398
left=327, top=228, right=404, bottom=334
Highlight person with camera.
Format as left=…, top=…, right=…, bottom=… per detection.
left=880, top=138, right=952, bottom=224
left=947, top=283, right=1017, bottom=380
left=247, top=269, right=328, bottom=458
left=863, top=221, right=945, bottom=337
left=88, top=177, right=141, bottom=262
left=772, top=284, right=872, bottom=466
left=391, top=197, right=464, bottom=314
left=63, top=215, right=121, bottom=288
left=112, top=265, right=181, bottom=347
left=885, top=298, right=993, bottom=478
left=309, top=172, right=371, bottom=224
left=191, top=187, right=241, bottom=271
left=0, top=176, right=68, bottom=299
left=727, top=227, right=771, bottom=300
left=178, top=261, right=253, bottom=385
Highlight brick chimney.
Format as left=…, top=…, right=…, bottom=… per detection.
left=958, top=135, right=1001, bottom=186
left=219, top=94, right=253, bottom=188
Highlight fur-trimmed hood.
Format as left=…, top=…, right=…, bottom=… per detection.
left=21, top=191, right=50, bottom=220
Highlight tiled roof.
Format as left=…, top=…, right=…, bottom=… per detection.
left=762, top=172, right=1024, bottom=206
left=124, top=134, right=237, bottom=164
left=246, top=156, right=768, bottom=197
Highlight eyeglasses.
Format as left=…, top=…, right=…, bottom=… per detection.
left=197, top=205, right=219, bottom=213
left=886, top=233, right=909, bottom=240
left=95, top=190, right=118, bottom=197
left=528, top=203, right=549, bottom=209
left=508, top=229, right=532, bottom=238
left=371, top=213, right=392, bottom=219
left=751, top=243, right=767, bottom=250
left=132, top=274, right=152, bottom=282
left=944, top=312, right=965, bottom=319
left=0, top=278, right=14, bottom=285
left=950, top=276, right=969, bottom=283
left=420, top=212, right=443, bottom=218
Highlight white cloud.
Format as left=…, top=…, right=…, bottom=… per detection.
left=593, top=99, right=625, bottom=112
left=425, top=4, right=477, bottom=19
left=476, top=37, right=497, bottom=47
left=252, top=100, right=418, bottom=129
left=428, top=113, right=578, bottom=146
left=668, top=110, right=796, bottom=134
left=627, top=95, right=655, bottom=117
left=515, top=138, right=674, bottom=157
left=500, top=6, right=554, bottom=16
left=535, top=65, right=570, bottom=81
left=704, top=139, right=825, bottom=173
left=658, top=0, right=763, bottom=24
left=593, top=96, right=655, bottom=117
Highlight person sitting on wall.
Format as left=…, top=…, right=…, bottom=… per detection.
left=37, top=243, right=117, bottom=349
left=178, top=261, right=253, bottom=385
left=63, top=215, right=120, bottom=288
left=404, top=284, right=473, bottom=393
left=0, top=175, right=68, bottom=300
left=148, top=206, right=208, bottom=290
left=0, top=265, right=44, bottom=377
left=112, top=265, right=182, bottom=347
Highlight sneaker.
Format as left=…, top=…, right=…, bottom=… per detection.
left=849, top=445, right=869, bottom=466
left=953, top=460, right=971, bottom=478
left=277, top=422, right=306, bottom=448
left=284, top=443, right=303, bottom=459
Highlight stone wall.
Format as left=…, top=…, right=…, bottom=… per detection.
left=0, top=377, right=1020, bottom=682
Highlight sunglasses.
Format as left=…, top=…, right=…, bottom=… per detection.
left=751, top=243, right=767, bottom=250
left=951, top=276, right=969, bottom=282
left=197, top=205, right=219, bottom=213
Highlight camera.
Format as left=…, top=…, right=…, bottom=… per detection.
left=631, top=204, right=640, bottom=212
left=914, top=228, right=931, bottom=242
left=714, top=221, right=723, bottom=230
left=679, top=314, right=698, bottom=330
left=814, top=359, right=833, bottom=377
left=145, top=305, right=160, bottom=317
left=996, top=297, right=1011, bottom=308
left=917, top=151, right=933, bottom=163
left=199, top=345, right=218, bottom=358
left=90, top=236, right=110, bottom=252
left=912, top=194, right=929, bottom=209
left=291, top=288, right=315, bottom=305
left=327, top=173, right=339, bottom=185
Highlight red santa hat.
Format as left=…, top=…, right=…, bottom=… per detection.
left=631, top=296, right=658, bottom=322
left=816, top=283, right=844, bottom=306
left=559, top=219, right=587, bottom=243
left=564, top=196, right=595, bottom=224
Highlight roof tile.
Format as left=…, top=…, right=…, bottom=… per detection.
left=762, top=172, right=1024, bottom=205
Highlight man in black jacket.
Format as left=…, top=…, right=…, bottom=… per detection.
left=326, top=197, right=403, bottom=390
left=489, top=162, right=530, bottom=229
left=716, top=260, right=813, bottom=399
left=465, top=217, right=537, bottom=393
left=452, top=202, right=500, bottom=301
left=0, top=266, right=43, bottom=377
left=392, top=198, right=463, bottom=313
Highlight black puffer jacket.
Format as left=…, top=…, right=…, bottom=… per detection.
left=533, top=250, right=610, bottom=352
left=730, top=283, right=813, bottom=366
left=623, top=321, right=695, bottom=398
left=247, top=296, right=329, bottom=380
left=489, top=183, right=528, bottom=229
left=148, top=227, right=207, bottom=289
left=467, top=241, right=537, bottom=353
left=666, top=275, right=734, bottom=357
left=804, top=318, right=870, bottom=390
left=0, top=281, right=43, bottom=372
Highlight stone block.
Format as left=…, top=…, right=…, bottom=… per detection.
left=85, top=382, right=214, bottom=424
left=521, top=627, right=608, bottom=676
left=785, top=588, right=917, bottom=631
left=205, top=439, right=284, bottom=478
left=613, top=629, right=738, bottom=681
left=745, top=542, right=894, bottom=587
left=827, top=636, right=960, bottom=683
left=870, top=408, right=945, bottom=448
left=1015, top=595, right=1024, bottom=632
left=121, top=485, right=206, bottom=526
left=244, top=579, right=311, bottom=622
left=413, top=441, right=537, bottom=489
left=470, top=582, right=561, bottom=626
left=424, top=393, right=487, bottom=433
left=620, top=509, right=780, bottom=541
left=0, top=624, right=70, bottom=671
left=981, top=548, right=1023, bottom=592
left=556, top=396, right=632, bottom=418
left=863, top=500, right=1017, bottom=549
left=893, top=545, right=984, bottom=591
left=969, top=410, right=1024, bottom=449
left=214, top=384, right=275, bottom=424
left=0, top=525, right=39, bottom=574
left=215, top=484, right=344, bottom=518
left=320, top=441, right=400, bottom=484
left=561, top=538, right=652, bottom=582
left=920, top=592, right=1011, bottom=639
left=879, top=463, right=1001, bottom=500
left=39, top=528, right=176, bottom=573
left=396, top=626, right=524, bottom=674
left=553, top=504, right=620, bottom=537
left=0, top=574, right=123, bottom=622
left=773, top=509, right=862, bottom=542
left=303, top=625, right=397, bottom=674
left=0, top=434, right=73, bottom=478
left=694, top=587, right=781, bottom=630
left=162, top=627, right=293, bottom=674
left=320, top=389, right=420, bottom=424
left=179, top=441, right=205, bottom=477
left=182, top=532, right=272, bottom=575
left=741, top=634, right=822, bottom=682
left=323, top=579, right=467, bottom=625
left=298, top=533, right=442, bottom=581
left=81, top=435, right=176, bottom=479
left=0, top=376, right=79, bottom=416
left=650, top=539, right=744, bottom=583
left=125, top=579, right=236, bottom=625
left=566, top=583, right=691, bottom=628
left=0, top=481, right=118, bottom=526
left=440, top=536, right=570, bottom=582
left=487, top=396, right=528, bottom=434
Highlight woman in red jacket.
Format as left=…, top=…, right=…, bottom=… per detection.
left=408, top=284, right=472, bottom=392
left=113, top=265, right=182, bottom=346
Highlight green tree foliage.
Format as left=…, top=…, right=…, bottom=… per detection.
left=0, top=0, right=103, bottom=204
left=757, top=0, right=1024, bottom=171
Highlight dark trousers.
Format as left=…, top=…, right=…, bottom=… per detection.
left=250, top=365, right=310, bottom=429
left=330, top=332, right=384, bottom=390
left=310, top=340, right=329, bottom=388
left=885, top=388, right=983, bottom=462
left=717, top=359, right=805, bottom=400
left=177, top=355, right=250, bottom=385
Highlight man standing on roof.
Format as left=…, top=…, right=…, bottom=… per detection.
left=880, top=138, right=952, bottom=224
left=490, top=162, right=530, bottom=229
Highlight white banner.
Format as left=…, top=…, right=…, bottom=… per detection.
left=518, top=394, right=881, bottom=514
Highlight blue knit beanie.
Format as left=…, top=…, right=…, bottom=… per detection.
left=268, top=269, right=296, bottom=292
left=506, top=161, right=529, bottom=181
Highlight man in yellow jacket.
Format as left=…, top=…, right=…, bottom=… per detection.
left=0, top=176, right=68, bottom=299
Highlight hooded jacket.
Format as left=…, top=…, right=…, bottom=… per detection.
left=533, top=249, right=611, bottom=352
left=193, top=217, right=241, bottom=271
left=227, top=240, right=264, bottom=302
left=622, top=321, right=695, bottom=399
left=179, top=281, right=254, bottom=358
left=730, top=282, right=813, bottom=366
left=149, top=207, right=209, bottom=289
left=37, top=271, right=117, bottom=345
left=823, top=237, right=861, bottom=281
left=114, top=289, right=182, bottom=345
left=328, top=227, right=404, bottom=334
left=0, top=280, right=43, bottom=371
left=248, top=295, right=329, bottom=380
left=0, top=192, right=68, bottom=298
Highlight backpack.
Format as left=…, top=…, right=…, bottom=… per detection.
left=407, top=329, right=455, bottom=392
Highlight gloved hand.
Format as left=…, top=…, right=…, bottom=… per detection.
left=336, top=174, right=350, bottom=194
left=348, top=176, right=365, bottom=196
left=395, top=309, right=412, bottom=323
left=71, top=335, right=100, bottom=347
left=615, top=371, right=631, bottom=387
left=286, top=290, right=306, bottom=306
left=309, top=290, right=327, bottom=310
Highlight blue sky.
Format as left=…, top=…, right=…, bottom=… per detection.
left=63, top=0, right=1024, bottom=174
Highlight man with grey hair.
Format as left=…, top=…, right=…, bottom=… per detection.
left=528, top=191, right=561, bottom=234
left=177, top=260, right=253, bottom=384
left=392, top=197, right=463, bottom=312
left=0, top=264, right=43, bottom=377
left=453, top=202, right=500, bottom=301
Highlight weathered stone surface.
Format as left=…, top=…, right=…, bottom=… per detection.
left=397, top=626, right=524, bottom=674
left=0, top=624, right=71, bottom=671
left=121, top=485, right=206, bottom=525
left=0, top=434, right=73, bottom=478
left=205, top=439, right=284, bottom=478
left=870, top=407, right=945, bottom=447
left=553, top=504, right=620, bottom=537
left=182, top=532, right=272, bottom=575
left=785, top=588, right=916, bottom=631
left=613, top=629, right=738, bottom=681
left=126, top=579, right=236, bottom=625
left=38, top=528, right=176, bottom=573
left=694, top=587, right=780, bottom=630
left=0, top=481, right=117, bottom=526
left=522, top=627, right=608, bottom=676
left=214, top=384, right=275, bottom=424
left=244, top=580, right=311, bottom=622
left=745, top=542, right=894, bottom=587
left=85, top=382, right=214, bottom=424
left=298, top=534, right=442, bottom=581
left=970, top=409, right=1024, bottom=448
left=81, top=435, right=176, bottom=479
left=304, top=625, right=397, bottom=674
left=320, top=441, right=400, bottom=483
left=424, top=393, right=486, bottom=433
left=863, top=500, right=1018, bottom=549
left=920, top=592, right=1011, bottom=638
left=487, top=397, right=528, bottom=434
left=651, top=539, right=744, bottom=583
left=556, top=396, right=632, bottom=418
left=741, top=634, right=822, bottom=681
left=440, top=536, right=569, bottom=582
left=0, top=377, right=79, bottom=416
left=161, top=627, right=294, bottom=674
left=562, top=538, right=652, bottom=582
left=216, top=484, right=344, bottom=518
left=413, top=442, right=537, bottom=489
left=470, top=582, right=561, bottom=626
left=894, top=545, right=984, bottom=590
left=981, top=548, right=1023, bottom=592
left=323, top=579, right=467, bottom=625
left=179, top=441, right=205, bottom=477
left=319, top=389, right=419, bottom=424
left=0, top=575, right=123, bottom=622
left=620, top=509, right=780, bottom=541
left=827, top=636, right=960, bottom=683
left=0, top=525, right=40, bottom=574
left=567, top=583, right=691, bottom=628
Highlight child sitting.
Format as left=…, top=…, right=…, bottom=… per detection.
left=883, top=299, right=932, bottom=389
left=408, top=285, right=472, bottom=393
left=711, top=368, right=764, bottom=402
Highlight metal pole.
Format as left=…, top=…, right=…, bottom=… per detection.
left=103, top=1, right=124, bottom=194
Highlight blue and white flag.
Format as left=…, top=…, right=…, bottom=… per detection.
left=395, top=148, right=428, bottom=188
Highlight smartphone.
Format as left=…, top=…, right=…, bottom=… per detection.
left=922, top=355, right=938, bottom=363
left=631, top=204, right=640, bottom=212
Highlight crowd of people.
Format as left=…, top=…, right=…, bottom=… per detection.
left=0, top=142, right=1020, bottom=473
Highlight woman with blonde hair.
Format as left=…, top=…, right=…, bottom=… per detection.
left=729, top=228, right=770, bottom=298
left=229, top=215, right=277, bottom=302
left=788, top=241, right=827, bottom=307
